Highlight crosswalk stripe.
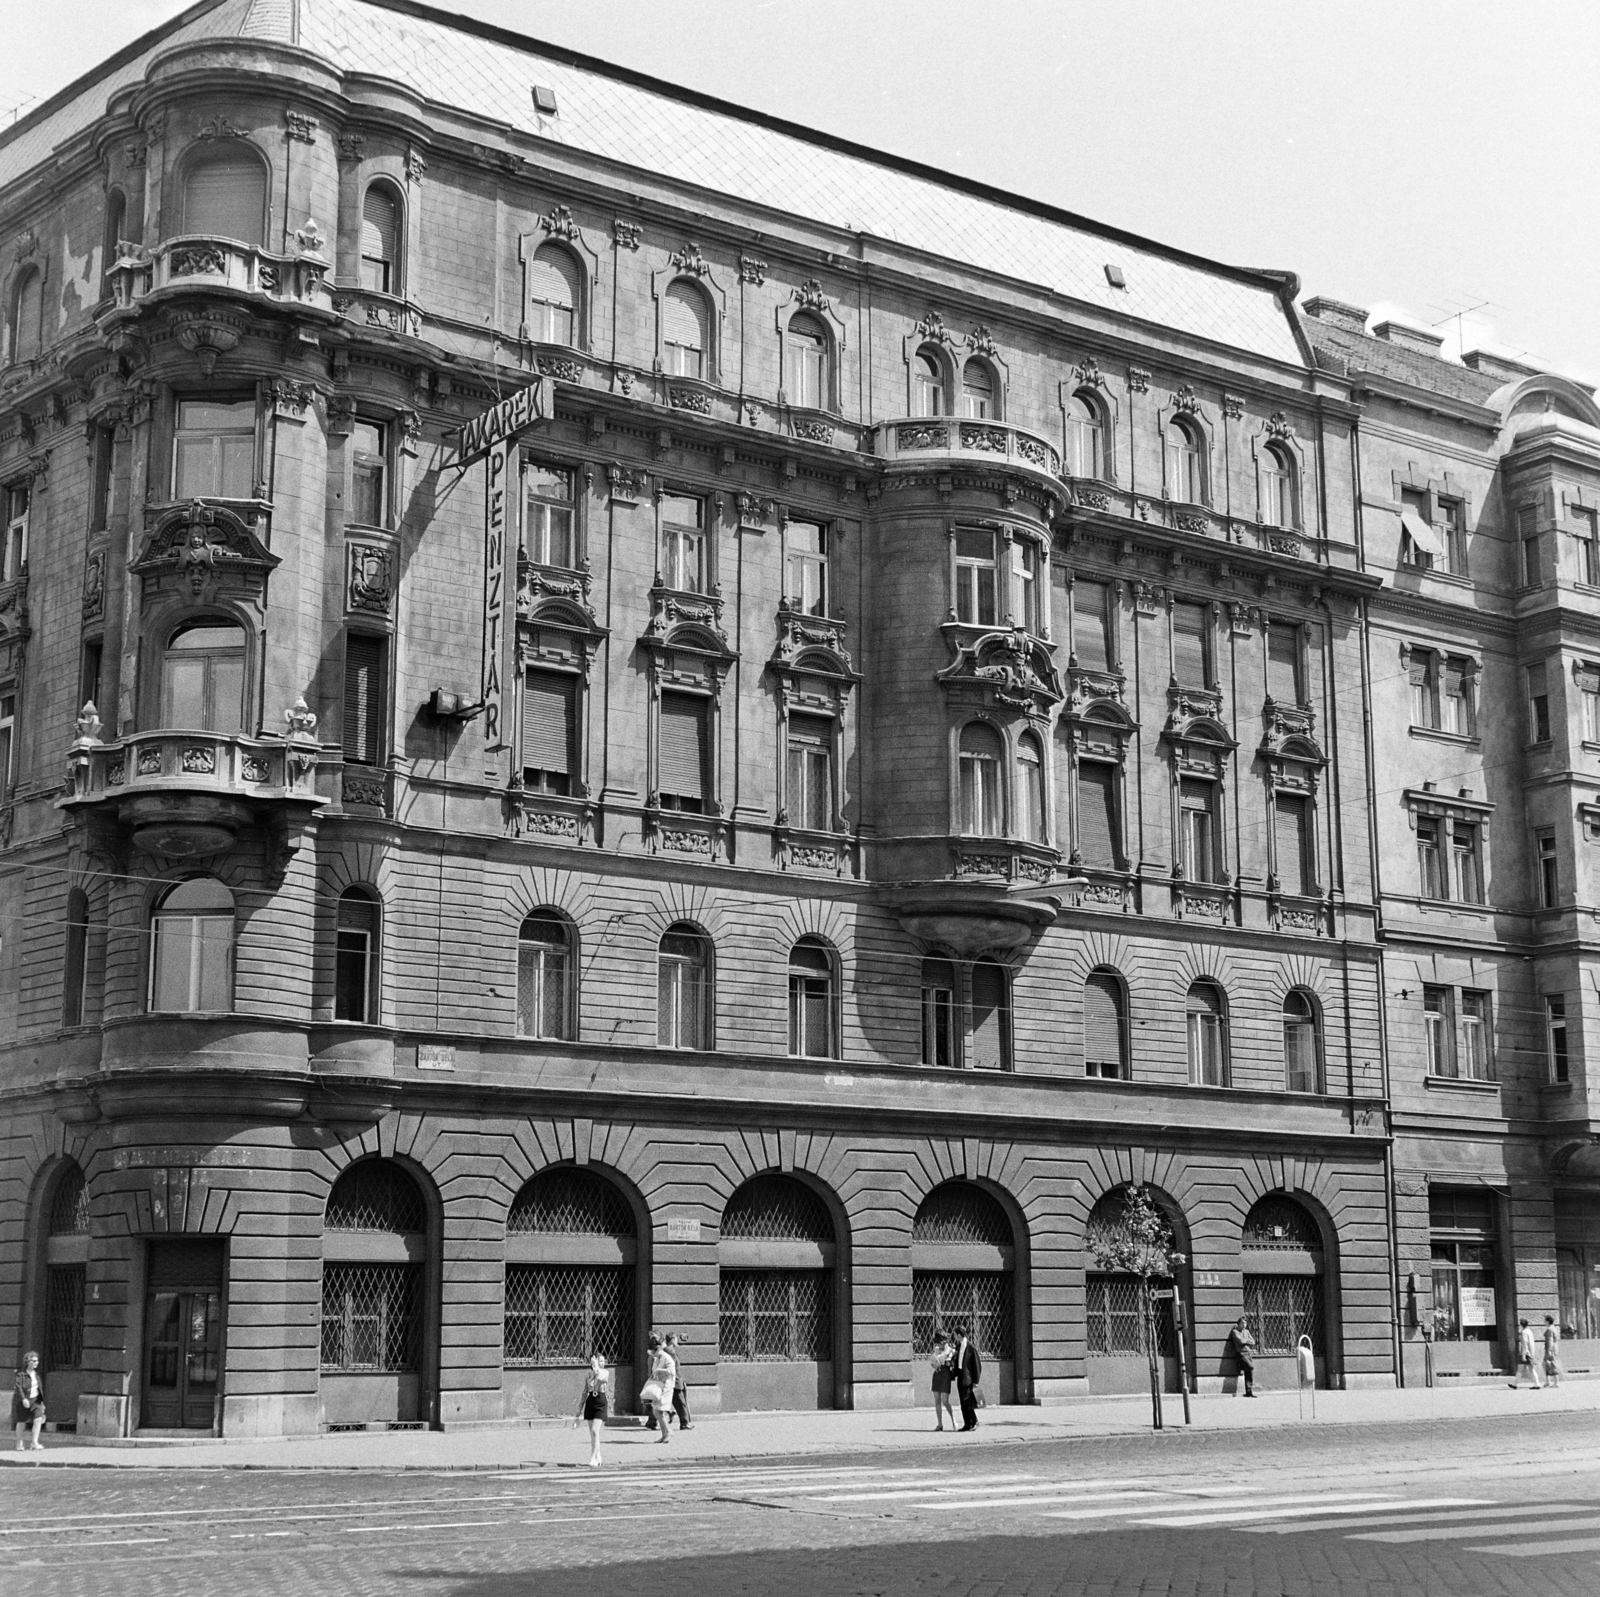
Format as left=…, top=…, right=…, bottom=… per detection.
left=1042, top=1492, right=1383, bottom=1523
left=1358, top=1514, right=1600, bottom=1545
left=898, top=1491, right=1156, bottom=1511
left=815, top=1475, right=1051, bottom=1502
left=1249, top=1502, right=1591, bottom=1536
left=1141, top=1497, right=1483, bottom=1529
left=1469, top=1534, right=1600, bottom=1557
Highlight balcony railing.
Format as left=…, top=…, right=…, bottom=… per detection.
left=103, top=234, right=332, bottom=314
left=868, top=417, right=1062, bottom=484
left=63, top=726, right=320, bottom=808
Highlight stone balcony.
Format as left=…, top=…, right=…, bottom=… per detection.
left=101, top=232, right=334, bottom=322
left=868, top=417, right=1063, bottom=493
left=58, top=706, right=325, bottom=868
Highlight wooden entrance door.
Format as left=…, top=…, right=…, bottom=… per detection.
left=142, top=1241, right=224, bottom=1430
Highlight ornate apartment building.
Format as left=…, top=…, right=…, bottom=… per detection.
left=0, top=0, right=1587, bottom=1437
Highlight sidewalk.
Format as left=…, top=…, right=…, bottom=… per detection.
left=6, top=1378, right=1599, bottom=1470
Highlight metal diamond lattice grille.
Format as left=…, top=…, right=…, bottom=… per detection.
left=321, top=1264, right=420, bottom=1371
left=912, top=1184, right=1011, bottom=1246
left=911, top=1270, right=1015, bottom=1357
left=50, top=1167, right=89, bottom=1235
left=504, top=1265, right=634, bottom=1366
left=508, top=1169, right=634, bottom=1236
left=325, top=1162, right=425, bottom=1233
left=719, top=1270, right=832, bottom=1361
left=1242, top=1198, right=1320, bottom=1251
left=722, top=1175, right=833, bottom=1242
left=1084, top=1273, right=1177, bottom=1356
left=46, top=1264, right=85, bottom=1370
left=1243, top=1274, right=1323, bottom=1354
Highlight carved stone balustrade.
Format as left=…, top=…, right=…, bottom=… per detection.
left=330, top=287, right=425, bottom=341
left=869, top=417, right=1063, bottom=494
left=103, top=235, right=333, bottom=316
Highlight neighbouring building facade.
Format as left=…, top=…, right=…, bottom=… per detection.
left=0, top=0, right=1586, bottom=1438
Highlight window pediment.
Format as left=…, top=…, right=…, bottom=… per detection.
left=132, top=500, right=277, bottom=597
left=937, top=627, right=1062, bottom=715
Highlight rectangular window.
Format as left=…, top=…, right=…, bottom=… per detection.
left=785, top=713, right=832, bottom=832
left=785, top=520, right=828, bottom=616
left=1436, top=497, right=1467, bottom=575
left=1452, top=820, right=1483, bottom=904
left=1460, top=990, right=1493, bottom=1082
left=341, top=634, right=387, bottom=766
left=1575, top=506, right=1600, bottom=586
left=523, top=461, right=575, bottom=569
left=335, top=922, right=374, bottom=1024
left=350, top=420, right=387, bottom=526
left=79, top=640, right=103, bottom=718
left=661, top=494, right=704, bottom=593
left=1409, top=649, right=1439, bottom=729
left=173, top=398, right=255, bottom=501
left=1076, top=761, right=1119, bottom=869
left=1179, top=778, right=1216, bottom=883
left=1528, top=661, right=1551, bottom=744
left=920, top=964, right=956, bottom=1068
left=1440, top=657, right=1473, bottom=737
left=1581, top=666, right=1600, bottom=742
left=1187, top=1007, right=1226, bottom=1086
left=1416, top=817, right=1443, bottom=899
left=90, top=427, right=114, bottom=533
left=1537, top=830, right=1559, bottom=909
left=1274, top=793, right=1311, bottom=897
left=954, top=529, right=998, bottom=625
left=1072, top=579, right=1111, bottom=671
left=1400, top=487, right=1433, bottom=570
left=1519, top=506, right=1541, bottom=587
left=658, top=691, right=709, bottom=812
left=1547, top=994, right=1570, bottom=1084
left=0, top=690, right=16, bottom=791
left=1266, top=621, right=1301, bottom=707
left=1010, top=538, right=1041, bottom=632
left=1172, top=601, right=1210, bottom=687
left=3, top=484, right=28, bottom=581
left=1424, top=985, right=1456, bottom=1078
left=522, top=667, right=576, bottom=794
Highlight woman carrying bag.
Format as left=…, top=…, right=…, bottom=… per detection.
left=12, top=1350, right=45, bottom=1452
left=639, top=1333, right=676, bottom=1444
left=572, top=1353, right=609, bottom=1467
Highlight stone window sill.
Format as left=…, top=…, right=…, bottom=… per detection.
left=1409, top=725, right=1479, bottom=748
left=1424, top=1074, right=1499, bottom=1094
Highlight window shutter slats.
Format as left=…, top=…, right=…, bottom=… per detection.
left=659, top=693, right=707, bottom=800
left=1267, top=625, right=1298, bottom=704
left=183, top=155, right=266, bottom=246
left=1076, top=762, right=1117, bottom=867
left=527, top=245, right=578, bottom=309
left=342, top=635, right=385, bottom=764
left=1073, top=581, right=1110, bottom=670
left=1083, top=974, right=1123, bottom=1072
left=1408, top=654, right=1430, bottom=687
left=360, top=186, right=399, bottom=267
left=664, top=285, right=705, bottom=350
left=522, top=669, right=575, bottom=775
left=1275, top=795, right=1308, bottom=897
left=1172, top=604, right=1207, bottom=684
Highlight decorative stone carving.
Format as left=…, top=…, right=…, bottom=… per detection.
left=661, top=827, right=713, bottom=856
left=398, top=409, right=423, bottom=456
left=270, top=379, right=314, bottom=419
left=171, top=245, right=226, bottom=277
left=960, top=422, right=1008, bottom=454
left=294, top=217, right=325, bottom=254
left=612, top=218, right=642, bottom=251
left=539, top=204, right=582, bottom=244
left=1227, top=601, right=1258, bottom=637
left=1128, top=368, right=1151, bottom=394
left=520, top=804, right=580, bottom=839
left=284, top=695, right=318, bottom=741
left=793, top=417, right=832, bottom=445
left=125, top=142, right=148, bottom=168
left=954, top=852, right=1011, bottom=878
left=738, top=491, right=777, bottom=525
left=914, top=309, right=959, bottom=347
left=937, top=628, right=1063, bottom=714
left=1223, top=393, right=1245, bottom=419
left=669, top=387, right=711, bottom=414
left=895, top=421, right=948, bottom=451
left=132, top=501, right=278, bottom=599
left=1171, top=510, right=1210, bottom=536
left=240, top=754, right=269, bottom=783
left=966, top=325, right=999, bottom=358
left=644, top=583, right=727, bottom=646
left=786, top=842, right=840, bottom=873
left=772, top=605, right=854, bottom=674
left=740, top=256, right=768, bottom=285
left=326, top=397, right=356, bottom=437
left=348, top=543, right=393, bottom=615
left=341, top=766, right=387, bottom=809
left=81, top=549, right=105, bottom=620
left=196, top=116, right=246, bottom=141
left=669, top=242, right=711, bottom=277
left=405, top=148, right=427, bottom=184
left=743, top=401, right=764, bottom=428
left=792, top=279, right=831, bottom=313
left=608, top=466, right=646, bottom=502
left=285, top=111, right=317, bottom=144
left=1172, top=384, right=1202, bottom=415
left=1267, top=411, right=1294, bottom=439
left=1072, top=484, right=1112, bottom=512
left=537, top=355, right=583, bottom=383
left=1073, top=356, right=1107, bottom=389
left=336, top=132, right=366, bottom=163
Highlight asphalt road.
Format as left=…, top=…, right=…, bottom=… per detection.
left=9, top=1407, right=1600, bottom=1595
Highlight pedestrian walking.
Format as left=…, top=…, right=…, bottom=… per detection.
left=951, top=1321, right=983, bottom=1432
left=639, top=1332, right=676, bottom=1444
left=665, top=1333, right=693, bottom=1430
left=1543, top=1315, right=1563, bottom=1388
left=1227, top=1316, right=1258, bottom=1397
left=1510, top=1318, right=1543, bottom=1389
left=572, top=1353, right=609, bottom=1467
left=12, top=1350, right=45, bottom=1451
left=929, top=1327, right=957, bottom=1431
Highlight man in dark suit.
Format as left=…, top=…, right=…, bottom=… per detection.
left=952, top=1321, right=982, bottom=1431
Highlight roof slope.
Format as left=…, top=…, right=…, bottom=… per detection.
left=1, top=0, right=1305, bottom=367
left=1303, top=319, right=1500, bottom=407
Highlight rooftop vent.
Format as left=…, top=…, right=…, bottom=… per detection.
left=532, top=85, right=559, bottom=116
left=1301, top=296, right=1368, bottom=335
left=1104, top=264, right=1126, bottom=290
left=1371, top=319, right=1445, bottom=356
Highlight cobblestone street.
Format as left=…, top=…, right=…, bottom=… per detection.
left=8, top=1407, right=1600, bottom=1595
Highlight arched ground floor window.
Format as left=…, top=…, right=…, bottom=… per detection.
left=1240, top=1194, right=1330, bottom=1390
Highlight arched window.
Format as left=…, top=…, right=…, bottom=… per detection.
left=969, top=959, right=1011, bottom=1071
left=335, top=888, right=380, bottom=1024
left=528, top=243, right=581, bottom=346
left=9, top=268, right=43, bottom=365
left=912, top=348, right=944, bottom=416
left=182, top=147, right=267, bottom=247
left=1066, top=391, right=1104, bottom=480
left=1186, top=980, right=1227, bottom=1087
left=663, top=282, right=709, bottom=378
left=63, top=887, right=90, bottom=1027
left=1083, top=969, right=1128, bottom=1080
left=1241, top=1194, right=1326, bottom=1372
left=360, top=182, right=402, bottom=296
left=920, top=957, right=957, bottom=1068
left=786, top=312, right=828, bottom=410
left=1283, top=990, right=1321, bottom=1093
left=788, top=937, right=837, bottom=1059
left=161, top=618, right=246, bottom=733
left=1085, top=1187, right=1183, bottom=1367
left=1165, top=418, right=1202, bottom=504
left=149, top=877, right=234, bottom=1013
left=961, top=359, right=994, bottom=419
left=912, top=1182, right=1017, bottom=1394
left=958, top=722, right=1004, bottom=837
left=658, top=923, right=711, bottom=1050
left=46, top=1164, right=89, bottom=1381
left=1017, top=732, right=1045, bottom=843
left=517, top=910, right=574, bottom=1040
left=1261, top=443, right=1294, bottom=528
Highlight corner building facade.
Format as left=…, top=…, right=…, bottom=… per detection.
left=0, top=0, right=1397, bottom=1437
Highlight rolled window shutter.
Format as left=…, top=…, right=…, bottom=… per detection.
left=184, top=155, right=266, bottom=246
left=522, top=669, right=575, bottom=775
left=1275, top=795, right=1308, bottom=896
left=1172, top=604, right=1207, bottom=684
left=1267, top=625, right=1299, bottom=703
left=361, top=186, right=399, bottom=267
left=659, top=692, right=707, bottom=799
left=1408, top=655, right=1430, bottom=688
left=1083, top=973, right=1123, bottom=1072
left=664, top=285, right=705, bottom=350
left=1073, top=581, right=1110, bottom=669
left=1442, top=659, right=1465, bottom=697
left=527, top=245, right=578, bottom=310
left=342, top=635, right=385, bottom=764
left=1076, top=762, right=1117, bottom=867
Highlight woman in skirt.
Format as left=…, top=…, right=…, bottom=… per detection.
left=930, top=1327, right=957, bottom=1432
left=12, top=1350, right=45, bottom=1452
left=572, top=1353, right=609, bottom=1467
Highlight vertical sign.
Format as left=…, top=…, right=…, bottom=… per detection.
left=482, top=440, right=510, bottom=765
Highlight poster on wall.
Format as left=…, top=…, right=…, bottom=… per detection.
left=1458, top=1286, right=1497, bottom=1326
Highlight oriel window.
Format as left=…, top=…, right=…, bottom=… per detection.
left=162, top=620, right=246, bottom=734
left=1010, top=538, right=1041, bottom=632
left=342, top=633, right=387, bottom=766
left=149, top=878, right=234, bottom=1014
left=523, top=462, right=576, bottom=568
left=785, top=520, right=828, bottom=616
left=954, top=528, right=997, bottom=625
left=173, top=398, right=255, bottom=501
left=661, top=494, right=705, bottom=593
left=957, top=722, right=1004, bottom=837
left=350, top=421, right=387, bottom=527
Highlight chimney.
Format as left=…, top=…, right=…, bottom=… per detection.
left=1302, top=296, right=1368, bottom=335
left=1461, top=348, right=1542, bottom=383
left=1371, top=319, right=1445, bottom=356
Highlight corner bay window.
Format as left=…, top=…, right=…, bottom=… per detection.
left=658, top=924, right=711, bottom=1050
left=785, top=713, right=832, bottom=832
left=182, top=148, right=267, bottom=246
left=162, top=620, right=246, bottom=734
left=334, top=888, right=380, bottom=1024
left=1017, top=733, right=1045, bottom=844
left=1547, top=994, right=1570, bottom=1085
left=954, top=529, right=997, bottom=625
left=343, top=633, right=386, bottom=765
left=149, top=877, right=233, bottom=1013
left=174, top=398, right=255, bottom=501
left=957, top=722, right=1004, bottom=837
left=788, top=939, right=836, bottom=1059
left=1010, top=538, right=1041, bottom=632
left=1186, top=981, right=1227, bottom=1086
left=350, top=421, right=387, bottom=526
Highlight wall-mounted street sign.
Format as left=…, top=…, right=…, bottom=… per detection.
left=455, top=376, right=554, bottom=464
